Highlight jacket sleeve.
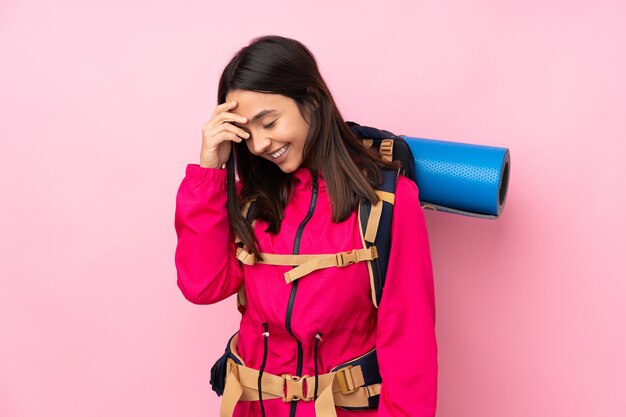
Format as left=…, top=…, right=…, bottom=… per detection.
left=174, top=163, right=243, bottom=304
left=375, top=175, right=438, bottom=417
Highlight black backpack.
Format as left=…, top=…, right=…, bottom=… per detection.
left=346, top=121, right=417, bottom=307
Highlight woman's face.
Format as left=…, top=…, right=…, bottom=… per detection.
left=226, top=89, right=312, bottom=173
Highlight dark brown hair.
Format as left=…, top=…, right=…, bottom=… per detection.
left=217, top=35, right=398, bottom=259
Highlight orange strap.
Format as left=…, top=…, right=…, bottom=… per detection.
left=236, top=246, right=378, bottom=283
left=221, top=359, right=381, bottom=417
left=379, top=139, right=394, bottom=162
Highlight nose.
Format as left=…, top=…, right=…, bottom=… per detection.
left=249, top=134, right=272, bottom=155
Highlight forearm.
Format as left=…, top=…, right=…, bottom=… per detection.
left=174, top=164, right=243, bottom=304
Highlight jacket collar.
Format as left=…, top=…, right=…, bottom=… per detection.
left=293, top=167, right=326, bottom=190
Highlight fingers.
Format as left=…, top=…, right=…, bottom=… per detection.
left=206, top=101, right=248, bottom=132
left=202, top=124, right=245, bottom=146
left=220, top=122, right=250, bottom=140
left=203, top=118, right=250, bottom=142
left=212, top=100, right=238, bottom=116
left=212, top=127, right=245, bottom=144
left=213, top=111, right=248, bottom=128
left=199, top=100, right=248, bottom=168
left=215, top=130, right=242, bottom=144
left=211, top=101, right=247, bottom=124
left=200, top=100, right=251, bottom=166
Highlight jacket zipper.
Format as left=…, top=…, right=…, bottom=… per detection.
left=285, top=171, right=318, bottom=417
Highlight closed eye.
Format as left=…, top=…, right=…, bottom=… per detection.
left=263, top=119, right=277, bottom=129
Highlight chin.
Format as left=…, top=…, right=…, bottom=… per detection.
left=277, top=159, right=302, bottom=174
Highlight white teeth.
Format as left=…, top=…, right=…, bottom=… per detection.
left=271, top=144, right=288, bottom=159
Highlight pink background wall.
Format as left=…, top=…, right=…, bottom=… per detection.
left=1, top=0, right=624, bottom=416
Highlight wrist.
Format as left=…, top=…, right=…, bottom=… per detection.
left=199, top=162, right=226, bottom=169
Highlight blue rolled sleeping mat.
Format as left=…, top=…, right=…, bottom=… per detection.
left=347, top=121, right=511, bottom=219
left=401, top=135, right=510, bottom=219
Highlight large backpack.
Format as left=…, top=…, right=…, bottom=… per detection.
left=234, top=121, right=419, bottom=310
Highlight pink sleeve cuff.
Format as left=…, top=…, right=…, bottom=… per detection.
left=184, top=163, right=227, bottom=188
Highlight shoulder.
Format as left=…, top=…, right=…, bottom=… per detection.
left=395, top=174, right=420, bottom=203
left=389, top=174, right=422, bottom=224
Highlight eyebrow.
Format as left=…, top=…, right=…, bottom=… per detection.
left=238, top=109, right=277, bottom=126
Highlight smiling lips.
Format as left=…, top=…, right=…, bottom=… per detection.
left=270, top=144, right=289, bottom=159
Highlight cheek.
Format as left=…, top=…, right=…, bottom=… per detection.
left=295, top=130, right=309, bottom=149
left=295, top=122, right=310, bottom=147
left=280, top=126, right=307, bottom=148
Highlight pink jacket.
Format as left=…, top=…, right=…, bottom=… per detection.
left=174, top=163, right=438, bottom=417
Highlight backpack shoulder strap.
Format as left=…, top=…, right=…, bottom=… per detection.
left=358, top=168, right=400, bottom=308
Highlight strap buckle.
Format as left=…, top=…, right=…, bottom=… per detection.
left=336, top=250, right=358, bottom=267
left=379, top=139, right=394, bottom=162
left=236, top=247, right=256, bottom=265
left=335, top=366, right=359, bottom=394
left=281, top=374, right=312, bottom=402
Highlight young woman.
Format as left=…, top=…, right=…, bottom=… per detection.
left=174, top=35, right=437, bottom=417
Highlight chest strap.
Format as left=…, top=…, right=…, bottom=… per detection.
left=235, top=246, right=379, bottom=283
